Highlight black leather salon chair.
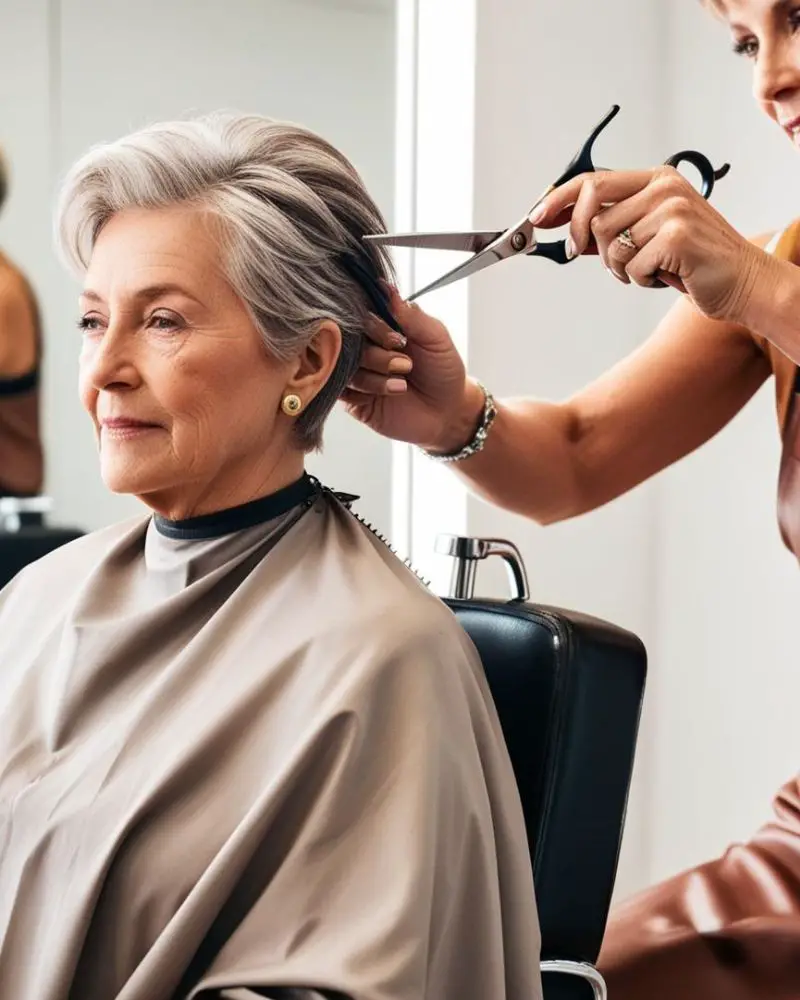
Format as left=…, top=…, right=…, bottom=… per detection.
left=439, top=535, right=647, bottom=1000
left=0, top=496, right=84, bottom=590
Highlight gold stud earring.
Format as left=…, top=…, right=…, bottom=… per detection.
left=281, top=393, right=303, bottom=416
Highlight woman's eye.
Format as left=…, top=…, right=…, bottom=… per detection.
left=733, top=10, right=800, bottom=59
left=148, top=313, right=182, bottom=331
left=77, top=315, right=103, bottom=333
left=732, top=36, right=758, bottom=58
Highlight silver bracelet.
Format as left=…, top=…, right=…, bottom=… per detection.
left=423, top=383, right=497, bottom=463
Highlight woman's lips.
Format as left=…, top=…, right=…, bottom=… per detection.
left=100, top=418, right=162, bottom=439
left=781, top=114, right=800, bottom=142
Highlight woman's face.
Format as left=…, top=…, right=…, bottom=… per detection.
left=719, top=1, right=800, bottom=137
left=79, top=206, right=335, bottom=519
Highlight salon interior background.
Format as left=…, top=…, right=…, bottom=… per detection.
left=2, top=0, right=800, bottom=902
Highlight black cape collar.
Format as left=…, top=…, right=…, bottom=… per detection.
left=153, top=473, right=319, bottom=541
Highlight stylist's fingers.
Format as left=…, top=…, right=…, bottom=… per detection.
left=363, top=312, right=407, bottom=350
left=625, top=239, right=687, bottom=293
left=590, top=185, right=664, bottom=280
left=620, top=212, right=691, bottom=292
left=532, top=204, right=576, bottom=232
left=378, top=282, right=457, bottom=353
left=347, top=367, right=409, bottom=396
left=360, top=343, right=414, bottom=377
left=530, top=168, right=658, bottom=242
left=565, top=177, right=612, bottom=259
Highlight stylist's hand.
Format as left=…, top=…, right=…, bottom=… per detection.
left=531, top=166, right=774, bottom=323
left=342, top=285, right=483, bottom=451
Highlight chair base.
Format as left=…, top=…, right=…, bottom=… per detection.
left=541, top=959, right=607, bottom=1000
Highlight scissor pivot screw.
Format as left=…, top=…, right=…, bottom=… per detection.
left=511, top=232, right=527, bottom=251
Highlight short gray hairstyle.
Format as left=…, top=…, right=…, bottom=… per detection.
left=56, top=111, right=396, bottom=451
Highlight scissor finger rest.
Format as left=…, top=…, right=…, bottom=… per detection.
left=663, top=150, right=731, bottom=199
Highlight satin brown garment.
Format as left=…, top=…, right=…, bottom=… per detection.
left=598, top=224, right=800, bottom=999
left=0, top=258, right=43, bottom=496
left=0, top=485, right=542, bottom=1000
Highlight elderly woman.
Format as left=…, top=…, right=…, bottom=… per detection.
left=0, top=113, right=542, bottom=1000
left=345, top=0, right=800, bottom=997
left=0, top=146, right=44, bottom=499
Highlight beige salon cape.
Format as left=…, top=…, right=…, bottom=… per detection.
left=0, top=482, right=542, bottom=1000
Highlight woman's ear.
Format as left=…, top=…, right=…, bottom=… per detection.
left=285, top=320, right=342, bottom=402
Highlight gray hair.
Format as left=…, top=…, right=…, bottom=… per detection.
left=56, top=111, right=396, bottom=451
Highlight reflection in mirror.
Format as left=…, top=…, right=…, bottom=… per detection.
left=0, top=144, right=44, bottom=519
left=0, top=0, right=397, bottom=537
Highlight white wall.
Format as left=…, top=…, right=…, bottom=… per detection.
left=0, top=0, right=396, bottom=535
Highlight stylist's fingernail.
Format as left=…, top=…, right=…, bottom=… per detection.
left=389, top=332, right=407, bottom=349
left=606, top=266, right=629, bottom=285
left=528, top=203, right=546, bottom=224
left=387, top=378, right=408, bottom=394
left=389, top=356, right=413, bottom=374
left=565, top=235, right=577, bottom=260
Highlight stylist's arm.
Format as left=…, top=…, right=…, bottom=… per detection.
left=344, top=164, right=799, bottom=523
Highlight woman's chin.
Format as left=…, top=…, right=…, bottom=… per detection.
left=100, top=460, right=171, bottom=498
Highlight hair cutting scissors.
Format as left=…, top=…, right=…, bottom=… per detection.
left=364, top=104, right=730, bottom=301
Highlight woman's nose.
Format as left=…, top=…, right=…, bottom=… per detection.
left=754, top=40, right=800, bottom=106
left=83, top=327, right=141, bottom=392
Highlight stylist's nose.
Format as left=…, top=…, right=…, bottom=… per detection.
left=754, top=38, right=800, bottom=109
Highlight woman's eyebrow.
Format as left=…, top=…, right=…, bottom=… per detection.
left=728, top=0, right=797, bottom=33
left=80, top=284, right=206, bottom=307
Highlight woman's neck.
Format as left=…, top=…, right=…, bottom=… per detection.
left=140, top=454, right=307, bottom=522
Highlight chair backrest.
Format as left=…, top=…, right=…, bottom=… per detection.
left=446, top=596, right=646, bottom=967
left=0, top=526, right=84, bottom=590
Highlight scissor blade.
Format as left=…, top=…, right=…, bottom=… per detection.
left=408, top=246, right=506, bottom=301
left=364, top=230, right=503, bottom=254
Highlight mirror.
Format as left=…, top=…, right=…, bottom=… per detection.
left=0, top=0, right=397, bottom=534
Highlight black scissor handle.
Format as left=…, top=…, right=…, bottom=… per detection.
left=529, top=240, right=571, bottom=264
left=551, top=104, right=621, bottom=189
left=663, top=150, right=730, bottom=200
left=527, top=104, right=622, bottom=265
left=531, top=104, right=731, bottom=270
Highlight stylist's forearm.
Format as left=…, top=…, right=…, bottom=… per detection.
left=739, top=255, right=800, bottom=365
left=430, top=379, right=584, bottom=525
